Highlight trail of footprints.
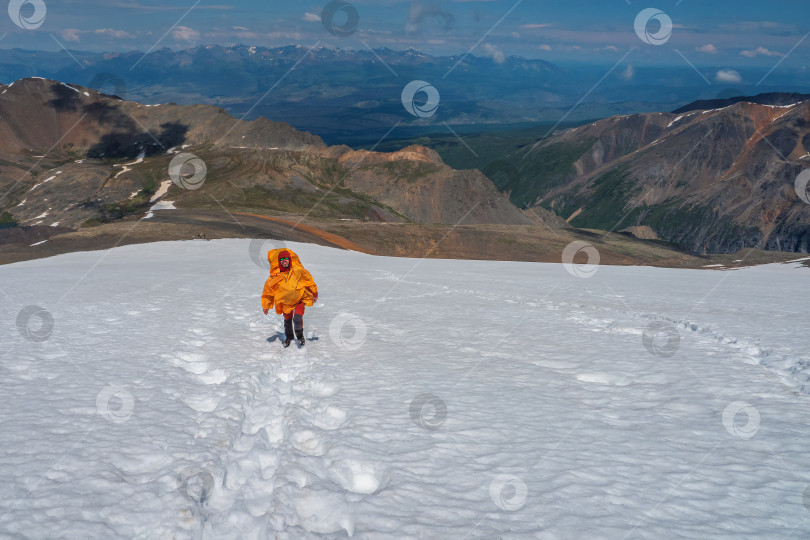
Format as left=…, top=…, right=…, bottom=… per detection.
left=220, top=344, right=362, bottom=536
left=163, top=298, right=378, bottom=537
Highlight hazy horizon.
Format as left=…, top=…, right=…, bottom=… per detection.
left=1, top=0, right=808, bottom=72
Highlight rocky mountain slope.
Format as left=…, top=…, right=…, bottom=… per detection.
left=496, top=99, right=810, bottom=253
left=0, top=77, right=532, bottom=237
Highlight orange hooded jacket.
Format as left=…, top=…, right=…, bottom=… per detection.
left=261, top=248, right=318, bottom=315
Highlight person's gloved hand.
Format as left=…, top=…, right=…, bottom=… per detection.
left=313, top=291, right=319, bottom=303
left=263, top=308, right=269, bottom=315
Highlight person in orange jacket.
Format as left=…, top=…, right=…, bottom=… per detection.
left=261, top=248, right=318, bottom=347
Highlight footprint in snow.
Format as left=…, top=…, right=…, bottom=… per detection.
left=166, top=351, right=209, bottom=375
left=196, top=369, right=228, bottom=385
left=328, top=459, right=387, bottom=495
left=294, top=380, right=340, bottom=398
left=180, top=392, right=221, bottom=413
left=293, top=489, right=354, bottom=536
left=304, top=405, right=348, bottom=431
left=291, top=430, right=330, bottom=456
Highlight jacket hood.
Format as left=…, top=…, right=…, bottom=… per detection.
left=267, top=248, right=302, bottom=275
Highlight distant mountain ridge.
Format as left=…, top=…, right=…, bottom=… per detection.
left=3, top=77, right=810, bottom=258
left=673, top=92, right=810, bottom=114
left=0, top=45, right=565, bottom=144
left=5, top=44, right=801, bottom=145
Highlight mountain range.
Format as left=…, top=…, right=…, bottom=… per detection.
left=2, top=45, right=808, bottom=146
left=0, top=77, right=533, bottom=230
left=1, top=76, right=808, bottom=268
left=506, top=100, right=810, bottom=253
left=382, top=95, right=810, bottom=254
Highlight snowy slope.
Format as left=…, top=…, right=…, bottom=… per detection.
left=1, top=240, right=809, bottom=539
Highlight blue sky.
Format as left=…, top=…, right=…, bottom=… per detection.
left=2, top=0, right=809, bottom=70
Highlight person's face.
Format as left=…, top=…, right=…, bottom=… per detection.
left=280, top=257, right=290, bottom=268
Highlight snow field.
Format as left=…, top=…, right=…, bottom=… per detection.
left=1, top=239, right=809, bottom=538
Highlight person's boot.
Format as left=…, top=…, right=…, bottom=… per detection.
left=283, top=317, right=294, bottom=347
left=293, top=314, right=305, bottom=347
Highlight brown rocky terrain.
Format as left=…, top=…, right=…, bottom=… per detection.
left=5, top=207, right=800, bottom=269
left=0, top=78, right=532, bottom=237
left=508, top=100, right=810, bottom=254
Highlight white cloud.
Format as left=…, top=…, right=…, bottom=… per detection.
left=481, top=43, right=505, bottom=64
left=696, top=44, right=717, bottom=54
left=715, top=69, right=742, bottom=83
left=621, top=64, right=635, bottom=80
left=303, top=12, right=320, bottom=22
left=94, top=29, right=134, bottom=39
left=61, top=29, right=82, bottom=42
left=538, top=44, right=552, bottom=51
left=172, top=26, right=200, bottom=43
left=740, top=46, right=782, bottom=58
left=720, top=21, right=781, bottom=31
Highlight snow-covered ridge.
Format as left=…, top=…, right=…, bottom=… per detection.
left=700, top=105, right=733, bottom=114
left=59, top=82, right=80, bottom=93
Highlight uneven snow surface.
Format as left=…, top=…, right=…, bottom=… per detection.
left=1, top=240, right=809, bottom=539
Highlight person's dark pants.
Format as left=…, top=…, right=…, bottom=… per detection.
left=283, top=303, right=306, bottom=340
